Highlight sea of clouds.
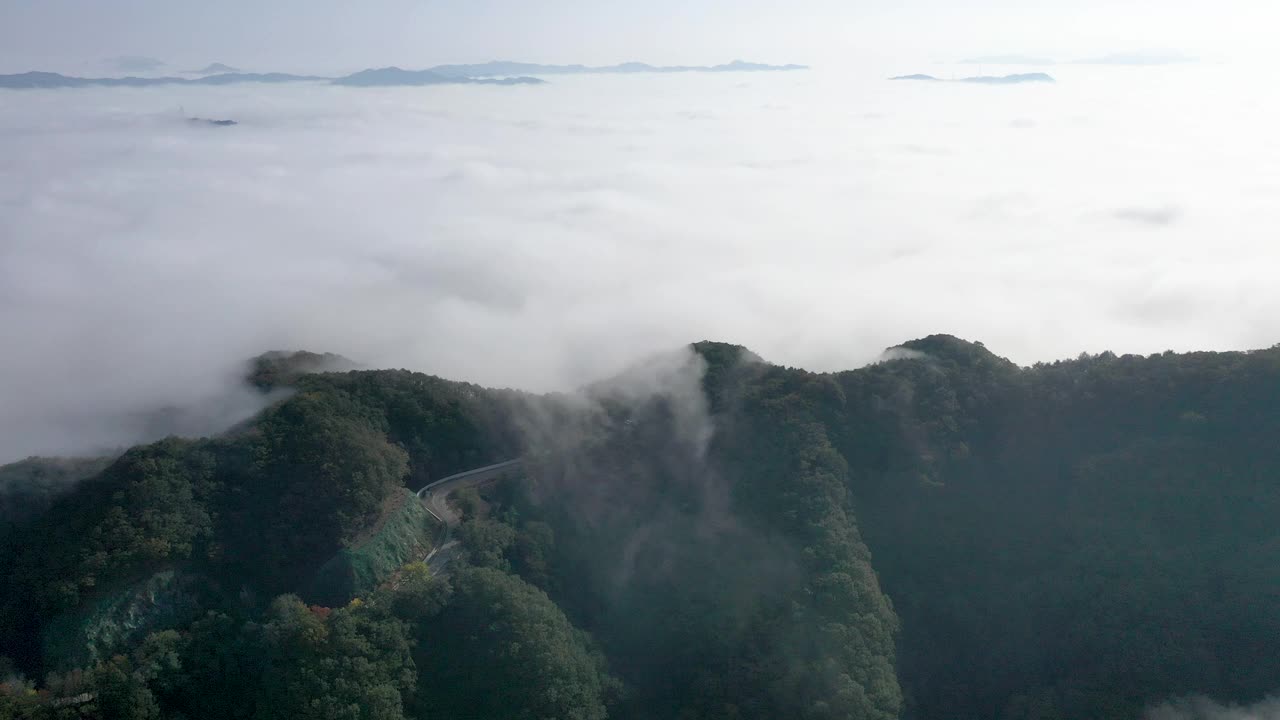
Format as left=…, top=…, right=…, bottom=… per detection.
left=2, top=62, right=1279, bottom=460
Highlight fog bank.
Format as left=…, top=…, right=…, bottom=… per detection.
left=2, top=62, right=1279, bottom=461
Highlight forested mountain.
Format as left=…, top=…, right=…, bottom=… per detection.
left=2, top=337, right=1278, bottom=719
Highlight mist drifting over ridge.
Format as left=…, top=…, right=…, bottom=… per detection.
left=2, top=62, right=1280, bottom=462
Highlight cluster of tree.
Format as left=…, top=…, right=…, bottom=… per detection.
left=0, top=359, right=513, bottom=672
left=456, top=346, right=903, bottom=720
left=1, top=561, right=613, bottom=720
left=0, top=357, right=609, bottom=720
left=825, top=336, right=1280, bottom=719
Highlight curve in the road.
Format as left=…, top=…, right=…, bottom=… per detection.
left=416, top=459, right=523, bottom=574
left=416, top=458, right=523, bottom=525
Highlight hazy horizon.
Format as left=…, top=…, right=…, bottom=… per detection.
left=1, top=0, right=1271, bottom=74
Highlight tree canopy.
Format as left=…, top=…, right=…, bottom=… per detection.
left=4, top=339, right=1280, bottom=720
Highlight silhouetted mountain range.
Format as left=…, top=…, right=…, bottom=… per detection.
left=0, top=71, right=326, bottom=89
left=331, top=67, right=544, bottom=87
left=0, top=60, right=807, bottom=90
left=427, top=59, right=809, bottom=77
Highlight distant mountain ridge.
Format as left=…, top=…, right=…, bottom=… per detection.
left=0, top=71, right=327, bottom=89
left=331, top=67, right=544, bottom=87
left=428, top=59, right=809, bottom=77
left=891, top=72, right=1056, bottom=84
left=0, top=59, right=807, bottom=89
left=183, top=62, right=241, bottom=75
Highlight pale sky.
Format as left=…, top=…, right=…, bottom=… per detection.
left=0, top=0, right=1272, bottom=74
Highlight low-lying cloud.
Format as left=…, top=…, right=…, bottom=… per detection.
left=1112, top=205, right=1182, bottom=226
left=2, top=63, right=1279, bottom=461
left=1146, top=695, right=1280, bottom=720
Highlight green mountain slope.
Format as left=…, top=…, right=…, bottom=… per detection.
left=1, top=339, right=1279, bottom=720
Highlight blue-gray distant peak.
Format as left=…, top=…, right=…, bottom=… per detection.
left=891, top=72, right=1055, bottom=84
left=0, top=71, right=183, bottom=88
left=960, top=72, right=1055, bottom=84
left=331, top=67, right=451, bottom=86
left=427, top=59, right=808, bottom=77
left=0, top=69, right=541, bottom=89
left=194, top=72, right=326, bottom=85
left=184, top=63, right=241, bottom=75
left=0, top=71, right=327, bottom=88
left=1, top=60, right=803, bottom=90
left=331, top=67, right=545, bottom=86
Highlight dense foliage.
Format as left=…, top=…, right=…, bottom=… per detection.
left=3, top=340, right=1280, bottom=720
left=828, top=337, right=1280, bottom=719
left=412, top=567, right=614, bottom=720
left=0, top=457, right=113, bottom=534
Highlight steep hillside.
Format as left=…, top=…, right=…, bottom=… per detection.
left=306, top=488, right=444, bottom=607
left=2, top=339, right=1279, bottom=720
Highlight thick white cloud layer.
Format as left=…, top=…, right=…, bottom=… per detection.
left=2, top=62, right=1279, bottom=461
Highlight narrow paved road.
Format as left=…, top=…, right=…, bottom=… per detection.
left=416, top=459, right=522, bottom=573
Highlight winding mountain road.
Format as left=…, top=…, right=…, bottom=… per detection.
left=416, top=459, right=523, bottom=573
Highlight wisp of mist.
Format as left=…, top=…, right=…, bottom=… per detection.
left=2, top=62, right=1279, bottom=461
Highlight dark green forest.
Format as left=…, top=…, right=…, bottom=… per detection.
left=2, top=338, right=1278, bottom=719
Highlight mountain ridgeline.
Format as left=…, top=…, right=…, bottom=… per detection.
left=890, top=72, right=1056, bottom=84
left=0, top=60, right=807, bottom=90
left=1, top=337, right=1278, bottom=719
